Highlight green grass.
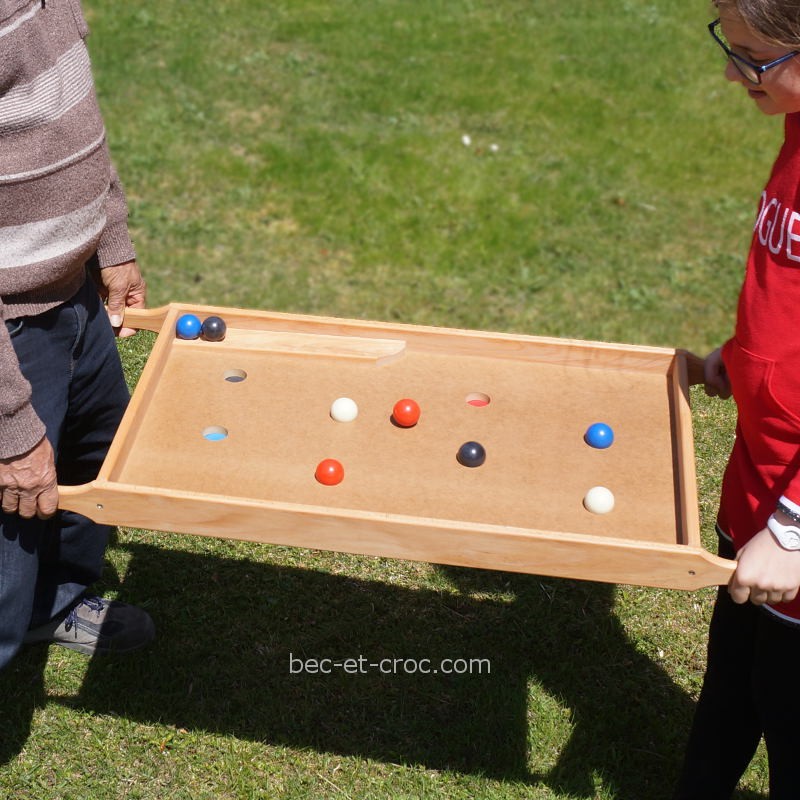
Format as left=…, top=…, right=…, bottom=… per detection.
left=0, top=0, right=778, bottom=797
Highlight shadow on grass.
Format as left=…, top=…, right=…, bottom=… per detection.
left=0, top=646, right=49, bottom=764
left=1, top=541, right=766, bottom=800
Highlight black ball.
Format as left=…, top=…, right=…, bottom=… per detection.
left=457, top=441, right=486, bottom=468
left=201, top=315, right=227, bottom=342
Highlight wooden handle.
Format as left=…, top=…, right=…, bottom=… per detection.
left=57, top=482, right=101, bottom=511
left=122, top=305, right=171, bottom=332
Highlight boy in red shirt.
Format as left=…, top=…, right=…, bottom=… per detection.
left=675, top=3, right=800, bottom=797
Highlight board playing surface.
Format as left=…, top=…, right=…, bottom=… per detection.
left=114, top=339, right=678, bottom=544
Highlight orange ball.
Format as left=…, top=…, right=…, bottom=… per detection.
left=392, top=398, right=420, bottom=427
left=315, top=458, right=344, bottom=486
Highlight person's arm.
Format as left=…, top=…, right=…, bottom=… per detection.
left=703, top=346, right=732, bottom=399
left=0, top=305, right=57, bottom=519
left=0, top=436, right=58, bottom=519
left=96, top=165, right=137, bottom=271
left=726, top=407, right=800, bottom=606
left=729, top=508, right=800, bottom=606
left=0, top=305, right=45, bottom=460
left=92, top=164, right=146, bottom=334
left=98, top=260, right=147, bottom=337
left=695, top=344, right=800, bottom=605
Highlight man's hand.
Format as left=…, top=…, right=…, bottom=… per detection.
left=98, top=260, right=146, bottom=337
left=729, top=525, right=800, bottom=606
left=704, top=347, right=732, bottom=399
left=0, top=437, right=58, bottom=519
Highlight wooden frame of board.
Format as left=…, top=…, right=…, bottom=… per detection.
left=58, top=304, right=735, bottom=591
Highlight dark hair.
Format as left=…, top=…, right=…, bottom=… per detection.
left=715, top=1, right=800, bottom=47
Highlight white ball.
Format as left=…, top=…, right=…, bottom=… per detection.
left=583, top=486, right=615, bottom=515
left=330, top=397, right=358, bottom=423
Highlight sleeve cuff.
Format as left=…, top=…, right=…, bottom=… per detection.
left=0, top=404, right=46, bottom=460
left=96, top=164, right=135, bottom=268
left=96, top=219, right=136, bottom=268
left=779, top=495, right=800, bottom=516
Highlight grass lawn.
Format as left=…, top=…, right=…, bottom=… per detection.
left=0, top=1, right=780, bottom=797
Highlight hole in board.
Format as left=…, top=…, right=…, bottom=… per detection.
left=466, top=392, right=491, bottom=407
left=203, top=425, right=229, bottom=441
left=224, top=369, right=247, bottom=383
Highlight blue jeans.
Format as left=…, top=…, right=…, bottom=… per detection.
left=0, top=275, right=129, bottom=669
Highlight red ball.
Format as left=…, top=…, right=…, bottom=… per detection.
left=392, top=398, right=421, bottom=427
left=315, top=458, right=344, bottom=486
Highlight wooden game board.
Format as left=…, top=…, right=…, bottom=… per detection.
left=58, top=304, right=736, bottom=590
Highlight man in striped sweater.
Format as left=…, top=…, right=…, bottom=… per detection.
left=0, top=0, right=155, bottom=667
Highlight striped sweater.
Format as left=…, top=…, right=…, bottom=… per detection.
left=0, top=0, right=135, bottom=458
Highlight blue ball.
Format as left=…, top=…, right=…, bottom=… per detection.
left=176, top=313, right=202, bottom=340
left=585, top=422, right=614, bottom=449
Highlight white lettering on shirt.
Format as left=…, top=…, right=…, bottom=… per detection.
left=755, top=191, right=800, bottom=264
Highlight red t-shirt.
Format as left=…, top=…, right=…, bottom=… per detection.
left=719, top=112, right=800, bottom=621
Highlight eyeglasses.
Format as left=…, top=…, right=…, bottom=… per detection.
left=708, top=18, right=798, bottom=84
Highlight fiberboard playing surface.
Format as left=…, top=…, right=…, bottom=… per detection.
left=58, top=304, right=736, bottom=591
left=116, top=334, right=674, bottom=541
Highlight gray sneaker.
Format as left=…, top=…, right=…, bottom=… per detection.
left=23, top=596, right=155, bottom=655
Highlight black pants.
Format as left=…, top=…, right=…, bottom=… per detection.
left=673, top=540, right=800, bottom=799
